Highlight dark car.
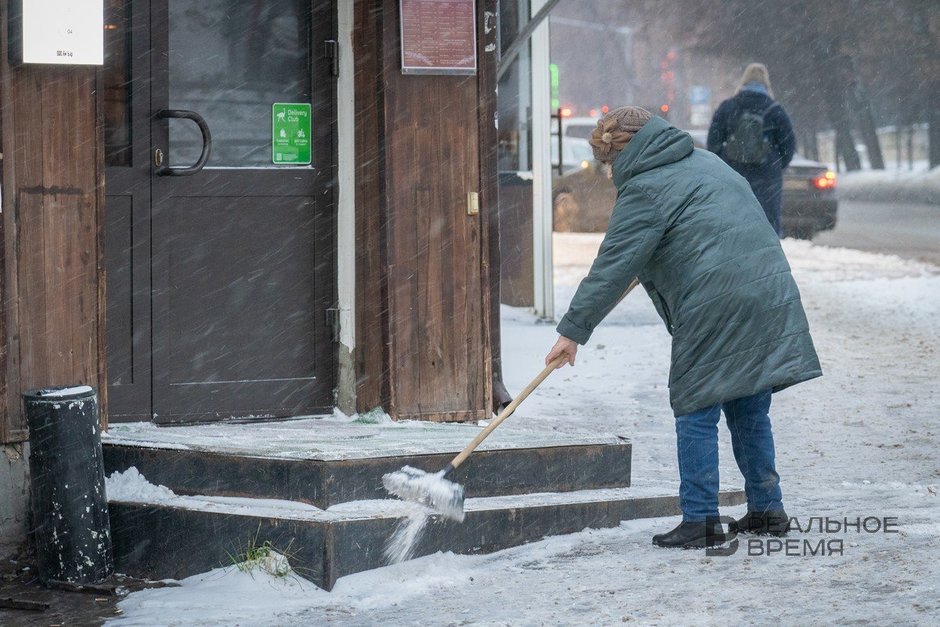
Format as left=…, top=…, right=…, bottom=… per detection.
left=552, top=159, right=615, bottom=232
left=553, top=129, right=838, bottom=237
left=778, top=153, right=838, bottom=238
left=687, top=130, right=838, bottom=238
left=551, top=136, right=595, bottom=176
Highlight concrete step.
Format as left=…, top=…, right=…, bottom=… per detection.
left=108, top=486, right=746, bottom=591
left=103, top=440, right=632, bottom=509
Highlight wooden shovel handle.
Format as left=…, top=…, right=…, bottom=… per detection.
left=448, top=278, right=640, bottom=471
left=449, top=355, right=566, bottom=471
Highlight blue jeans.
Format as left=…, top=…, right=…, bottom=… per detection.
left=674, top=390, right=783, bottom=522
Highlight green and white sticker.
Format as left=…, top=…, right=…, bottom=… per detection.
left=272, top=103, right=312, bottom=165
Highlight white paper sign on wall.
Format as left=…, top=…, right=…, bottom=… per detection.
left=22, top=0, right=104, bottom=65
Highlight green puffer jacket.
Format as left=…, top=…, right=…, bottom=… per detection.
left=557, top=116, right=821, bottom=415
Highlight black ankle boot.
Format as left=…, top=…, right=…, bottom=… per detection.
left=728, top=510, right=790, bottom=537
left=652, top=520, right=726, bottom=549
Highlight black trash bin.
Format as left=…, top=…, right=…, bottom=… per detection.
left=24, top=385, right=113, bottom=584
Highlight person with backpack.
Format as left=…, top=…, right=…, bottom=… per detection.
left=545, top=106, right=821, bottom=549
left=707, top=63, right=796, bottom=236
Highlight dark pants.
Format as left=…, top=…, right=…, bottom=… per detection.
left=735, top=167, right=784, bottom=237
left=749, top=176, right=783, bottom=236
left=674, top=390, right=783, bottom=521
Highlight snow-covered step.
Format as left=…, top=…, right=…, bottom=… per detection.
left=106, top=470, right=745, bottom=591
left=103, top=422, right=632, bottom=507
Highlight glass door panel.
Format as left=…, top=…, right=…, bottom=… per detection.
left=168, top=1, right=312, bottom=167
left=103, top=0, right=132, bottom=167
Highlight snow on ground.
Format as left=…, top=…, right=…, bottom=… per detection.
left=103, top=406, right=622, bottom=460
left=100, top=416, right=622, bottom=459
left=111, top=234, right=939, bottom=626
left=839, top=165, right=940, bottom=205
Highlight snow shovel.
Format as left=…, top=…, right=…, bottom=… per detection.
left=383, top=278, right=640, bottom=521
left=382, top=355, right=566, bottom=522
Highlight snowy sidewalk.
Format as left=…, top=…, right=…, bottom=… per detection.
left=109, top=235, right=940, bottom=626
left=838, top=166, right=940, bottom=205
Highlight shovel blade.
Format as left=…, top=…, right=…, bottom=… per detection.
left=382, top=465, right=466, bottom=522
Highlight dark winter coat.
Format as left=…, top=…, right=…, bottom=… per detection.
left=556, top=116, right=821, bottom=415
left=706, top=90, right=796, bottom=235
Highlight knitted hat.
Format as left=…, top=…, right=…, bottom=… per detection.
left=588, top=106, right=653, bottom=164
left=736, top=63, right=775, bottom=98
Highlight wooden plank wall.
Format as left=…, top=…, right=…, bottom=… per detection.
left=354, top=0, right=495, bottom=422
left=0, top=0, right=7, bottom=442
left=353, top=0, right=390, bottom=414
left=0, top=11, right=106, bottom=442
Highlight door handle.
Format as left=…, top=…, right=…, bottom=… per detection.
left=154, top=109, right=212, bottom=176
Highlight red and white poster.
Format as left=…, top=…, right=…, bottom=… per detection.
left=400, top=0, right=477, bottom=75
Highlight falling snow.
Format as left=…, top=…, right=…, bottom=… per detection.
left=107, top=236, right=940, bottom=625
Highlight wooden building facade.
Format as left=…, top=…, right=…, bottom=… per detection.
left=0, top=0, right=505, bottom=442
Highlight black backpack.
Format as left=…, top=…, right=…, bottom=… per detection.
left=723, top=104, right=778, bottom=166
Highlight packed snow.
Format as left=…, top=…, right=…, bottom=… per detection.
left=107, top=468, right=177, bottom=504
left=109, top=235, right=940, bottom=625
left=102, top=407, right=622, bottom=460
left=839, top=166, right=940, bottom=205
left=34, top=385, right=95, bottom=398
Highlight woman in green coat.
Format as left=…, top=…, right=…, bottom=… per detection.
left=544, top=106, right=821, bottom=549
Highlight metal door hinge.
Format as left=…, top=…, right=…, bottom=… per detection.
left=325, top=307, right=340, bottom=341
left=324, top=40, right=339, bottom=77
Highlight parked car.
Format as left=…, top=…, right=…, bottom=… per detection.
left=778, top=154, right=838, bottom=238
left=553, top=129, right=838, bottom=237
left=552, top=159, right=612, bottom=232
left=559, top=116, right=600, bottom=141
left=686, top=130, right=838, bottom=239
left=551, top=136, right=595, bottom=175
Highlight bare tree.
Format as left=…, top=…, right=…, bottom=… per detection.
left=552, top=0, right=939, bottom=169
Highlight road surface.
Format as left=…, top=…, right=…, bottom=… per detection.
left=814, top=199, right=940, bottom=266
